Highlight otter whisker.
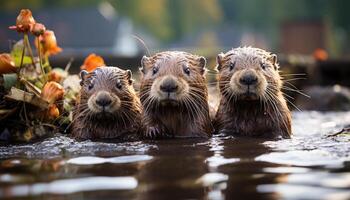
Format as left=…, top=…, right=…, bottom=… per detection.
left=265, top=88, right=290, bottom=132
left=281, top=77, right=307, bottom=82
left=281, top=92, right=295, bottom=100
left=281, top=86, right=310, bottom=98
left=282, top=80, right=300, bottom=90
left=183, top=97, right=196, bottom=121
left=264, top=90, right=282, bottom=129
left=280, top=73, right=306, bottom=77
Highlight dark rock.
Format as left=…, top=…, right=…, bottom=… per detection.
left=296, top=85, right=350, bottom=111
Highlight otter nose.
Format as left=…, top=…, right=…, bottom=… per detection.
left=160, top=78, right=178, bottom=93
left=96, top=92, right=112, bottom=107
left=240, top=74, right=258, bottom=86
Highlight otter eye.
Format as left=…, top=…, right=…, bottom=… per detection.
left=88, top=83, right=94, bottom=90
left=183, top=66, right=190, bottom=75
left=116, top=80, right=122, bottom=89
left=152, top=66, right=159, bottom=75
left=229, top=62, right=235, bottom=70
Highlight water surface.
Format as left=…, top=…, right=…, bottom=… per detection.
left=0, top=111, right=349, bottom=200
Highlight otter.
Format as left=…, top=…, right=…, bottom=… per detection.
left=139, top=51, right=212, bottom=139
left=72, top=67, right=141, bottom=140
left=213, top=47, right=292, bottom=138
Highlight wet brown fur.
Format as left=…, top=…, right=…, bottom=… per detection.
left=140, top=51, right=213, bottom=138
left=72, top=67, right=141, bottom=140
left=214, top=47, right=292, bottom=138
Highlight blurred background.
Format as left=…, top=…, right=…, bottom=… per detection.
left=1, top=0, right=350, bottom=108
left=2, top=0, right=350, bottom=55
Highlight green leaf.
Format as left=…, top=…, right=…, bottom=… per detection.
left=10, top=40, right=33, bottom=67
left=12, top=56, right=32, bottom=67
left=2, top=73, right=18, bottom=90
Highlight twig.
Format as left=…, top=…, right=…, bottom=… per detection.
left=22, top=92, right=29, bottom=126
left=327, top=126, right=350, bottom=137
left=65, top=58, right=74, bottom=72
left=41, top=123, right=57, bottom=129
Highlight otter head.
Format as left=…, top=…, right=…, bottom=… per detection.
left=216, top=47, right=281, bottom=102
left=80, top=67, right=135, bottom=117
left=140, top=51, right=207, bottom=110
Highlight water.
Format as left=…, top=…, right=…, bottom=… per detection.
left=0, top=111, right=349, bottom=200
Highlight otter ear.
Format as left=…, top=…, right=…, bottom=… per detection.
left=140, top=55, right=150, bottom=74
left=216, top=53, right=225, bottom=71
left=269, top=54, right=278, bottom=70
left=198, top=56, right=207, bottom=75
left=125, top=69, right=133, bottom=85
left=79, top=70, right=88, bottom=86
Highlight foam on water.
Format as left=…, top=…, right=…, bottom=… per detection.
left=0, top=135, right=157, bottom=159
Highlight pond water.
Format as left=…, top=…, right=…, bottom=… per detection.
left=0, top=111, right=349, bottom=200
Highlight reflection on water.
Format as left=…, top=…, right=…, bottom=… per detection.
left=0, top=111, right=349, bottom=199
left=256, top=150, right=346, bottom=167
left=2, top=176, right=137, bottom=197
left=67, top=155, right=153, bottom=165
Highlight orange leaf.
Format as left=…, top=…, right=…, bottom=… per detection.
left=0, top=54, right=16, bottom=74
left=47, top=104, right=60, bottom=119
left=41, top=81, right=65, bottom=104
left=35, top=30, right=62, bottom=56
left=80, top=53, right=105, bottom=72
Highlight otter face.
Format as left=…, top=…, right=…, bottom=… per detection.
left=151, top=74, right=189, bottom=104
left=80, top=67, right=134, bottom=115
left=87, top=90, right=121, bottom=113
left=217, top=47, right=280, bottom=101
left=140, top=51, right=207, bottom=108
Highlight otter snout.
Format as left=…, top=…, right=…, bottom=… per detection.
left=96, top=91, right=112, bottom=107
left=151, top=75, right=189, bottom=103
left=88, top=90, right=121, bottom=113
left=229, top=69, right=267, bottom=100
left=158, top=76, right=180, bottom=101
left=239, top=73, right=258, bottom=86
left=160, top=77, right=178, bottom=93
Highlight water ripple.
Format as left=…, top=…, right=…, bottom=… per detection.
left=0, top=135, right=157, bottom=159
left=255, top=150, right=349, bottom=167
left=67, top=155, right=153, bottom=165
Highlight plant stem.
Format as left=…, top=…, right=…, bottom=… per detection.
left=37, top=37, right=46, bottom=83
left=19, top=38, right=26, bottom=75
left=44, top=55, right=51, bottom=71
left=23, top=33, right=36, bottom=68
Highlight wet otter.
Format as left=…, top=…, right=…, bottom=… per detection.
left=139, top=51, right=212, bottom=139
left=72, top=67, right=141, bottom=140
left=214, top=47, right=292, bottom=138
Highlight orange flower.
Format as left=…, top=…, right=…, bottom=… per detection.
left=41, top=81, right=65, bottom=104
left=9, top=9, right=36, bottom=33
left=313, top=48, right=328, bottom=61
left=31, top=23, right=46, bottom=36
left=0, top=54, right=17, bottom=74
left=48, top=70, right=63, bottom=83
left=80, top=54, right=105, bottom=72
left=35, top=30, right=62, bottom=56
left=48, top=68, right=67, bottom=83
left=47, top=104, right=60, bottom=119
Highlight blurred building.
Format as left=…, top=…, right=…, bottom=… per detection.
left=280, top=20, right=327, bottom=54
